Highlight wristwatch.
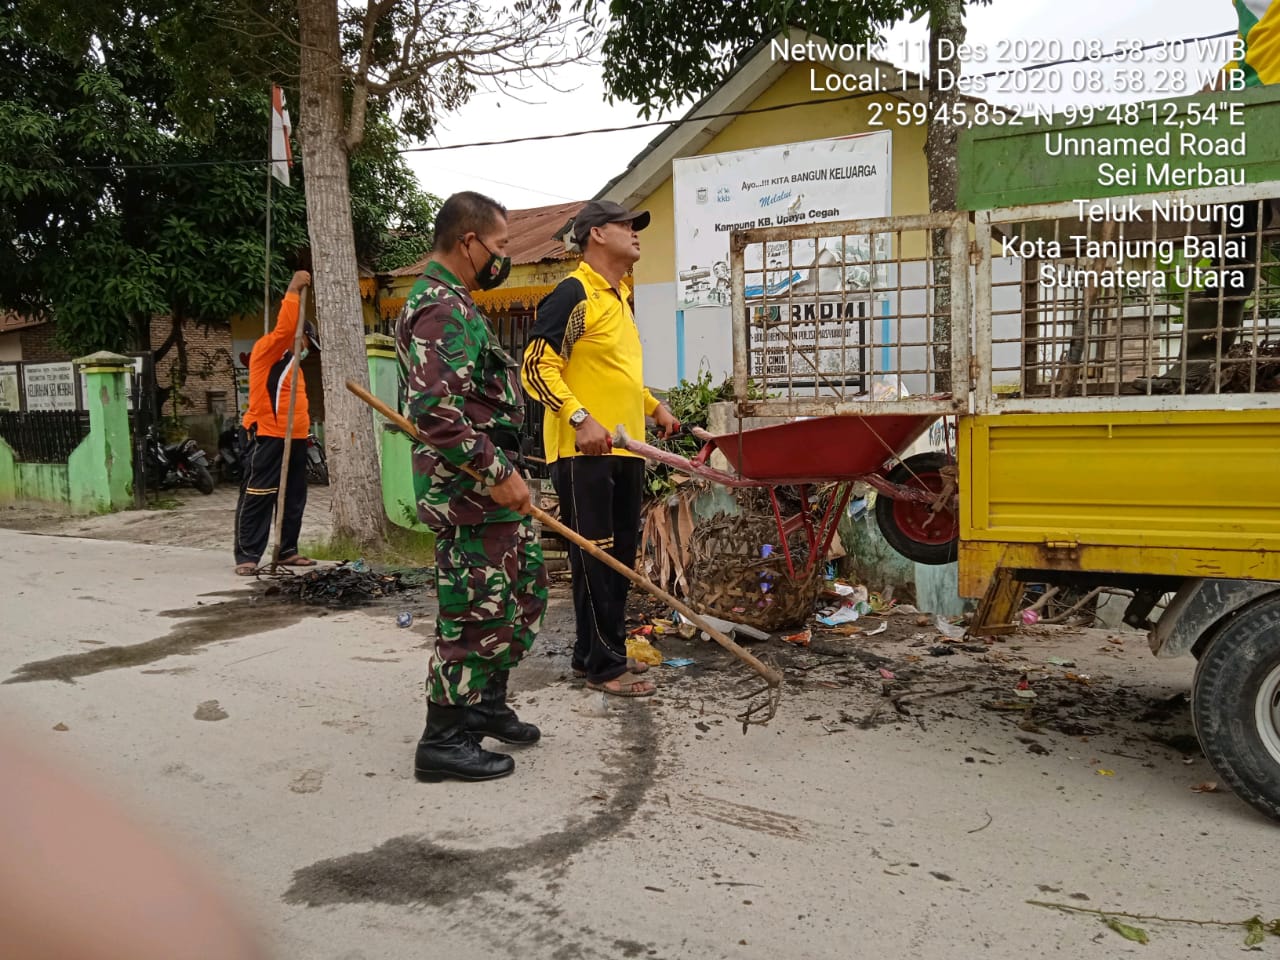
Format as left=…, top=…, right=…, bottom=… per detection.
left=569, top=408, right=590, bottom=428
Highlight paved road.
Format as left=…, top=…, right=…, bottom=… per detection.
left=2, top=528, right=1274, bottom=959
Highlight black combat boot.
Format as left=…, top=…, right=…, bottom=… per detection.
left=466, top=670, right=541, bottom=745
left=414, top=702, right=515, bottom=782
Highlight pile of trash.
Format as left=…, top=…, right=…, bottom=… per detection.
left=269, top=561, right=403, bottom=608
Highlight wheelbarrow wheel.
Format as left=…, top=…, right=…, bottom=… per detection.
left=874, top=451, right=959, bottom=566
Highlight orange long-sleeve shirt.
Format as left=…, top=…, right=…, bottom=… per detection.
left=242, top=292, right=309, bottom=439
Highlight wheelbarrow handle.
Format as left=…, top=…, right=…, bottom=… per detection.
left=344, top=381, right=782, bottom=689
left=612, top=425, right=757, bottom=488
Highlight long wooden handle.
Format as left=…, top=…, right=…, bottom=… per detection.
left=270, top=285, right=309, bottom=568
left=345, top=379, right=782, bottom=687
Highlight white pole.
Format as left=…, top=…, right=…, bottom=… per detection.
left=263, top=165, right=273, bottom=337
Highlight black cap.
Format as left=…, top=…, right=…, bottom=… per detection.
left=568, top=200, right=651, bottom=248
left=304, top=322, right=321, bottom=353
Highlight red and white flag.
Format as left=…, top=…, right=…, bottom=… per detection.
left=270, top=85, right=293, bottom=187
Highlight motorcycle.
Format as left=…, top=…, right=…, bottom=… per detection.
left=144, top=426, right=215, bottom=495
left=214, top=426, right=247, bottom=485
left=305, top=430, right=329, bottom=485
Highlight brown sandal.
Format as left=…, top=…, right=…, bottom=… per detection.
left=278, top=554, right=316, bottom=567
left=587, top=672, right=657, bottom=698
left=234, top=562, right=258, bottom=577
left=573, top=658, right=650, bottom=679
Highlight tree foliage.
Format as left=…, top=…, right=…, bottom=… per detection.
left=578, top=0, right=916, bottom=118
left=0, top=0, right=437, bottom=356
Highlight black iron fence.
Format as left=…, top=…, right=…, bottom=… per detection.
left=0, top=410, right=91, bottom=463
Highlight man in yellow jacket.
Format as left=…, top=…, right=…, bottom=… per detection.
left=233, top=270, right=320, bottom=575
left=521, top=201, right=679, bottom=696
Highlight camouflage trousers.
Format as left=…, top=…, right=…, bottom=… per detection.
left=427, top=516, right=548, bottom=705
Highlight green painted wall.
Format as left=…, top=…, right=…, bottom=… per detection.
left=16, top=461, right=71, bottom=504
left=0, top=356, right=133, bottom=513
left=958, top=85, right=1280, bottom=210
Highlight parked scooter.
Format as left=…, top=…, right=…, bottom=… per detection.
left=215, top=426, right=247, bottom=485
left=144, top=426, right=215, bottom=495
left=305, top=430, right=329, bottom=485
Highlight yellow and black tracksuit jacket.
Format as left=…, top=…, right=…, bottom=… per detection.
left=520, top=262, right=660, bottom=464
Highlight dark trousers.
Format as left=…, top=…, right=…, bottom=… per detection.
left=234, top=434, right=309, bottom=564
left=550, top=455, right=644, bottom=684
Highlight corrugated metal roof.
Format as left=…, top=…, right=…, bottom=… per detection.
left=390, top=199, right=585, bottom=277
left=0, top=312, right=45, bottom=333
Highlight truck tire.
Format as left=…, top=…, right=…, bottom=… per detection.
left=874, top=451, right=959, bottom=566
left=1192, top=591, right=1280, bottom=822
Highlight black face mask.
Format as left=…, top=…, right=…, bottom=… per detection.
left=466, top=236, right=511, bottom=291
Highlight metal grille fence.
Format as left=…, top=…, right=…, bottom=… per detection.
left=0, top=411, right=91, bottom=463
left=730, top=212, right=971, bottom=417
left=974, top=181, right=1280, bottom=413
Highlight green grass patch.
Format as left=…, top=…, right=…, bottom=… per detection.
left=301, top=524, right=436, bottom=569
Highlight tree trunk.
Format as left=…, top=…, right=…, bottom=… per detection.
left=297, top=0, right=386, bottom=549
left=925, top=0, right=967, bottom=394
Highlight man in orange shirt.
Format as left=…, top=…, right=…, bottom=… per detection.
left=233, top=270, right=320, bottom=575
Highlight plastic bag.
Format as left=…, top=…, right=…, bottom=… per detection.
left=626, top=637, right=664, bottom=666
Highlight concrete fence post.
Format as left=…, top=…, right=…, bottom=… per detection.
left=70, top=351, right=133, bottom=512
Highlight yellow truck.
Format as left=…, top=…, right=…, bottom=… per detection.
left=728, top=93, right=1280, bottom=820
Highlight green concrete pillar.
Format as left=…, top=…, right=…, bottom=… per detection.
left=0, top=436, right=16, bottom=504
left=69, top=351, right=133, bottom=513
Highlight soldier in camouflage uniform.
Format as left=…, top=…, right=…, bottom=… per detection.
left=395, top=191, right=549, bottom=783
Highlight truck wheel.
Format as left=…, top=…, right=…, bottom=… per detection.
left=1192, top=592, right=1280, bottom=823
left=874, top=451, right=958, bottom=566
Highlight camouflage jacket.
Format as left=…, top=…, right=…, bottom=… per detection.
left=395, top=261, right=524, bottom=529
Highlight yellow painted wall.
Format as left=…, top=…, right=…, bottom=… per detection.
left=633, top=63, right=933, bottom=288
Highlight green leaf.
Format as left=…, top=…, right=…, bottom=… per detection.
left=1244, top=917, right=1266, bottom=947
left=1105, top=918, right=1149, bottom=945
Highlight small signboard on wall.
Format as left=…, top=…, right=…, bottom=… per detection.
left=23, top=361, right=78, bottom=411
left=0, top=364, right=19, bottom=411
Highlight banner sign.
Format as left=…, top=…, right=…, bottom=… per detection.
left=673, top=132, right=892, bottom=310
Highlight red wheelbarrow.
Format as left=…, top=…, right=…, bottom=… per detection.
left=613, top=414, right=958, bottom=576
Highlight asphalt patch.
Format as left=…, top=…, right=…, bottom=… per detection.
left=283, top=708, right=658, bottom=908
left=4, top=600, right=310, bottom=684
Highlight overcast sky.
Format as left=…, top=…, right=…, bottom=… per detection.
left=402, top=1, right=1241, bottom=210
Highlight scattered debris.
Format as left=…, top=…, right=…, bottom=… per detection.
left=1190, top=781, right=1219, bottom=794
left=934, top=615, right=967, bottom=640
left=52, top=722, right=69, bottom=732
left=967, top=811, right=994, bottom=834
left=663, top=658, right=696, bottom=668
left=1045, top=657, right=1077, bottom=667
left=271, top=562, right=403, bottom=608
left=1095, top=769, right=1115, bottom=777
left=194, top=700, right=229, bottom=722
left=626, top=636, right=664, bottom=666
left=780, top=628, right=811, bottom=647
left=396, top=612, right=413, bottom=628
left=1029, top=899, right=1280, bottom=949
left=1105, top=918, right=1150, bottom=945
